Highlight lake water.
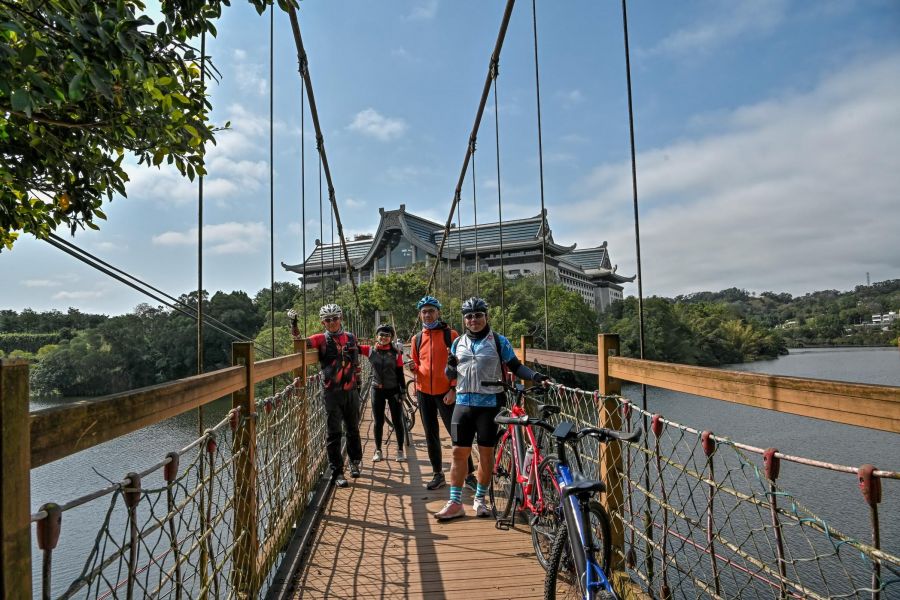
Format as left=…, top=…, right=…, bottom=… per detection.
left=28, top=347, right=900, bottom=596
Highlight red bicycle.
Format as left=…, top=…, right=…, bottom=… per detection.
left=489, top=378, right=564, bottom=570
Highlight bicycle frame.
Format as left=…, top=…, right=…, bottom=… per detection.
left=494, top=386, right=556, bottom=528
left=552, top=432, right=614, bottom=599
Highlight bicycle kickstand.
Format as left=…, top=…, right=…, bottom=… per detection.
left=495, top=500, right=517, bottom=531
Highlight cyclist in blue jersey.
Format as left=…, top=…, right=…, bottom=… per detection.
left=434, top=297, right=550, bottom=521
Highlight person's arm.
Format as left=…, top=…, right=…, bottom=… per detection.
left=500, top=336, right=548, bottom=383
left=409, top=334, right=419, bottom=372
left=287, top=309, right=301, bottom=339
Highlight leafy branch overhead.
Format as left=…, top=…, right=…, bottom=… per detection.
left=0, top=0, right=296, bottom=251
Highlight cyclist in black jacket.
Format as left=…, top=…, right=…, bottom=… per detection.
left=360, top=324, right=407, bottom=463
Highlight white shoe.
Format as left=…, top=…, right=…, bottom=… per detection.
left=373, top=449, right=384, bottom=462
left=473, top=496, right=492, bottom=518
left=395, top=450, right=406, bottom=462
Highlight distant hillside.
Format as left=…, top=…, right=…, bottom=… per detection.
left=672, top=279, right=900, bottom=347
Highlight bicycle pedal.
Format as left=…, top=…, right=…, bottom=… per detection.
left=495, top=518, right=513, bottom=531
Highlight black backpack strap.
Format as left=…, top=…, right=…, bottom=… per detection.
left=443, top=327, right=452, bottom=349
left=415, top=332, right=423, bottom=357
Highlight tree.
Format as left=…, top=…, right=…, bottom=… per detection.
left=0, top=0, right=293, bottom=250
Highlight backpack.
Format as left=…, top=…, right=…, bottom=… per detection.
left=414, top=326, right=453, bottom=357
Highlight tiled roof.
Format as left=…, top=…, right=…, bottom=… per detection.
left=434, top=215, right=543, bottom=248
left=403, top=213, right=441, bottom=245
left=565, top=247, right=610, bottom=271
left=304, top=239, right=373, bottom=266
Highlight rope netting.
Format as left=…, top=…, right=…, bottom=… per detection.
left=521, top=383, right=899, bottom=599
left=29, top=364, right=373, bottom=599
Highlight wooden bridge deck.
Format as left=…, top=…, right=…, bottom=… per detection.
left=288, top=398, right=546, bottom=599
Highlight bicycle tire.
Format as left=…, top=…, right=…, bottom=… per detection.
left=406, top=378, right=417, bottom=407
left=490, top=432, right=517, bottom=519
left=531, top=455, right=563, bottom=570
left=544, top=500, right=613, bottom=600
left=403, top=393, right=417, bottom=431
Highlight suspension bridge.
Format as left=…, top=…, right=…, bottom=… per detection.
left=2, top=0, right=899, bottom=599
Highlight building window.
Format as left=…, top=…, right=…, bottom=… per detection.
left=376, top=252, right=386, bottom=272
left=390, top=237, right=414, bottom=268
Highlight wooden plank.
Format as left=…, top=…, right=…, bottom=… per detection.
left=253, top=349, right=318, bottom=384
left=1, top=359, right=32, bottom=599
left=290, top=397, right=548, bottom=599
left=609, top=357, right=900, bottom=433
left=30, top=366, right=245, bottom=467
left=527, top=348, right=598, bottom=374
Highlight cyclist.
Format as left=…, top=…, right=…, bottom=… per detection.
left=409, top=295, right=476, bottom=491
left=359, top=324, right=407, bottom=463
left=293, top=304, right=364, bottom=489
left=435, top=297, right=550, bottom=520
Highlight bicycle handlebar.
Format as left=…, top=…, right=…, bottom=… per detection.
left=495, top=412, right=642, bottom=445
left=481, top=380, right=547, bottom=395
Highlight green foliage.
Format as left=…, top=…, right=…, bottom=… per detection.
left=600, top=296, right=787, bottom=366
left=0, top=332, right=61, bottom=353
left=0, top=0, right=296, bottom=250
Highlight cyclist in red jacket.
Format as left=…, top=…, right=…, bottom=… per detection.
left=295, top=304, right=363, bottom=489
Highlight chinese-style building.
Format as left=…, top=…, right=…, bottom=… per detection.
left=282, top=204, right=633, bottom=312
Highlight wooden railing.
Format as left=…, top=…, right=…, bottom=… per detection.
left=0, top=340, right=320, bottom=599
left=520, top=336, right=900, bottom=434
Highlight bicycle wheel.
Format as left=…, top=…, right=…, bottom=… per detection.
left=406, top=378, right=417, bottom=409
left=531, top=455, right=562, bottom=570
left=490, top=432, right=517, bottom=519
left=403, top=412, right=414, bottom=449
left=403, top=393, right=417, bottom=432
left=545, top=500, right=612, bottom=600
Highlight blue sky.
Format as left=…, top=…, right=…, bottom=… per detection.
left=2, top=0, right=899, bottom=315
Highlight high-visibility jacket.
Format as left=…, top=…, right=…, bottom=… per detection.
left=410, top=324, right=459, bottom=395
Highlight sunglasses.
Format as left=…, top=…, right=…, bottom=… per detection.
left=377, top=332, right=392, bottom=338
left=322, top=316, right=340, bottom=323
left=464, top=312, right=486, bottom=320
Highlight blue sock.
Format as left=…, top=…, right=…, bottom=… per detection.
left=476, top=483, right=489, bottom=499
left=449, top=486, right=462, bottom=504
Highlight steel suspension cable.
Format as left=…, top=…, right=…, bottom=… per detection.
left=530, top=0, right=550, bottom=349
left=47, top=234, right=264, bottom=346
left=426, top=0, right=516, bottom=294
left=300, top=55, right=308, bottom=335
left=470, top=137, right=479, bottom=296
left=457, top=199, right=464, bottom=304
left=43, top=236, right=274, bottom=356
left=269, top=3, right=276, bottom=393
left=330, top=198, right=335, bottom=302
left=197, top=29, right=206, bottom=434
left=287, top=7, right=362, bottom=314
left=318, top=150, right=324, bottom=308
left=621, top=0, right=653, bottom=588
left=491, top=59, right=506, bottom=335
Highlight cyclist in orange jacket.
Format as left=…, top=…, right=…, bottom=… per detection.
left=409, top=295, right=476, bottom=491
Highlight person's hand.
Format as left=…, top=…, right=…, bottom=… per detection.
left=409, top=362, right=418, bottom=373
left=533, top=372, right=552, bottom=389
left=446, top=354, right=459, bottom=367
left=287, top=308, right=297, bottom=321
left=443, top=388, right=456, bottom=405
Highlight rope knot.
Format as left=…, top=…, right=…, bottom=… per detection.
left=490, top=57, right=499, bottom=79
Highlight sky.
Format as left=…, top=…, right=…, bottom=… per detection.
left=2, top=0, right=899, bottom=315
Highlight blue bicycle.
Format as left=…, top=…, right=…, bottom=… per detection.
left=495, top=413, right=641, bottom=600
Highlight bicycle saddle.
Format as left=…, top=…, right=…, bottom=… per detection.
left=536, top=402, right=560, bottom=417
left=562, top=477, right=606, bottom=498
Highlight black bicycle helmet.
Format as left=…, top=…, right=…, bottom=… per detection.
left=461, top=297, right=489, bottom=315
left=375, top=323, right=395, bottom=337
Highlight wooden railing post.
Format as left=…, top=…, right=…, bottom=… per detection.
left=231, top=342, right=258, bottom=596
left=598, top=334, right=625, bottom=571
left=519, top=335, right=533, bottom=385
left=1, top=358, right=32, bottom=599
left=292, top=338, right=308, bottom=486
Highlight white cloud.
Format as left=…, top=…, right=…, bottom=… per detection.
left=348, top=108, right=408, bottom=141
left=232, top=48, right=266, bottom=96
left=53, top=290, right=103, bottom=300
left=344, top=197, right=366, bottom=209
left=646, top=0, right=787, bottom=57
left=124, top=103, right=271, bottom=207
left=557, top=89, right=585, bottom=109
left=407, top=0, right=438, bottom=20
left=24, top=279, right=61, bottom=288
left=152, top=222, right=267, bottom=255
left=560, top=55, right=900, bottom=297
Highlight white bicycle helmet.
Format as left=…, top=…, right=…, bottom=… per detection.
left=319, top=303, right=343, bottom=319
